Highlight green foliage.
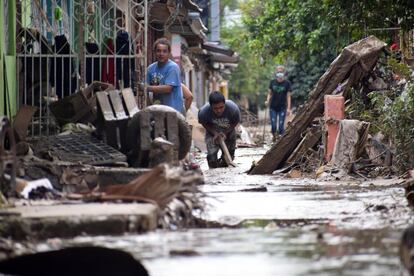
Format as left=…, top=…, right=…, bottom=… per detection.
left=238, top=0, right=414, bottom=104
left=221, top=6, right=275, bottom=103
left=383, top=85, right=414, bottom=172
left=388, top=58, right=411, bottom=79
left=349, top=81, right=414, bottom=173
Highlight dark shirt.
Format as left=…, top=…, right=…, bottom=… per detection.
left=198, top=100, right=241, bottom=136
left=269, top=79, right=291, bottom=111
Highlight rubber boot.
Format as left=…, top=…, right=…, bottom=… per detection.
left=207, top=154, right=218, bottom=169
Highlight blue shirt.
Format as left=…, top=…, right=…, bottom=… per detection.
left=147, top=59, right=184, bottom=114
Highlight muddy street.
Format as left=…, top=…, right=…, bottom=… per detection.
left=27, top=146, right=413, bottom=276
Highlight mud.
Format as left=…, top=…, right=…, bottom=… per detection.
left=5, top=147, right=414, bottom=275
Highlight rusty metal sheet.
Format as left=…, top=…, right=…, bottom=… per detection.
left=12, top=105, right=38, bottom=142
left=122, top=88, right=139, bottom=117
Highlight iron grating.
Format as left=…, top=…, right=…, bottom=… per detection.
left=41, top=133, right=127, bottom=165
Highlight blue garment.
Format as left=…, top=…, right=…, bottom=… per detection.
left=270, top=108, right=286, bottom=135
left=147, top=59, right=184, bottom=113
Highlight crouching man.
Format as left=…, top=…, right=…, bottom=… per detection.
left=198, top=91, right=241, bottom=168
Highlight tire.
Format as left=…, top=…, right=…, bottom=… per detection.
left=126, top=105, right=192, bottom=167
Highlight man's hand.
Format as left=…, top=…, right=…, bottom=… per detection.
left=287, top=109, right=292, bottom=116
left=264, top=101, right=269, bottom=107
left=213, top=132, right=226, bottom=144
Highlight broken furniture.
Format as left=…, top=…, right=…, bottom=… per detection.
left=96, top=88, right=139, bottom=151
left=49, top=81, right=114, bottom=127
left=125, top=105, right=192, bottom=168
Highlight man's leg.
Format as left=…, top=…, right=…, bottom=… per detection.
left=269, top=108, right=277, bottom=140
left=277, top=109, right=287, bottom=135
left=205, top=135, right=219, bottom=168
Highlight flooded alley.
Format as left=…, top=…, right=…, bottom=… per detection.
left=27, top=146, right=412, bottom=276
left=2, top=1, right=414, bottom=275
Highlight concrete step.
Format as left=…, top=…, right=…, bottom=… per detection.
left=0, top=202, right=158, bottom=240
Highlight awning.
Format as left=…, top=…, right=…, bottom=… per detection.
left=202, top=42, right=234, bottom=56
left=209, top=52, right=239, bottom=63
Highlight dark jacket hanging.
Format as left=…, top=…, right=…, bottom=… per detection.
left=115, top=31, right=135, bottom=90
left=85, top=42, right=101, bottom=85
left=50, top=35, right=77, bottom=98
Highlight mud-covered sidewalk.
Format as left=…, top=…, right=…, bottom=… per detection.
left=12, top=146, right=412, bottom=276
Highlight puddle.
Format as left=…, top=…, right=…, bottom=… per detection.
left=17, top=147, right=414, bottom=275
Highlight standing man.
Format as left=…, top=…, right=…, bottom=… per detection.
left=198, top=91, right=241, bottom=168
left=146, top=37, right=184, bottom=114
left=265, top=66, right=292, bottom=140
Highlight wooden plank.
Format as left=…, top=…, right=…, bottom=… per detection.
left=286, top=127, right=322, bottom=164
left=218, top=136, right=236, bottom=167
left=153, top=111, right=166, bottom=138
left=166, top=112, right=179, bottom=161
left=96, top=92, right=115, bottom=121
left=249, top=36, right=386, bottom=174
left=108, top=90, right=128, bottom=120
left=122, top=88, right=139, bottom=117
left=139, top=111, right=151, bottom=151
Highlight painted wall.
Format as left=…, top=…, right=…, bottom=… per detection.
left=0, top=0, right=17, bottom=117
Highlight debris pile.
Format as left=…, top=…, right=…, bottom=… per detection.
left=0, top=81, right=204, bottom=229
left=250, top=35, right=410, bottom=179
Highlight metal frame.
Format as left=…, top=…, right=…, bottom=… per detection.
left=16, top=0, right=148, bottom=137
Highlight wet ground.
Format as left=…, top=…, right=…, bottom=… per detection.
left=27, top=146, right=414, bottom=275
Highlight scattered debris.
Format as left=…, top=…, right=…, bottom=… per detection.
left=249, top=36, right=387, bottom=174
left=330, top=119, right=370, bottom=173
left=239, top=186, right=267, bottom=192
left=400, top=224, right=414, bottom=276
left=15, top=177, right=57, bottom=200
left=404, top=170, right=414, bottom=208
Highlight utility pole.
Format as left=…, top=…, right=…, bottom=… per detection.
left=210, top=0, right=220, bottom=42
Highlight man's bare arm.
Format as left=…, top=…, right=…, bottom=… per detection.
left=182, top=83, right=193, bottom=110
left=148, top=85, right=173, bottom=94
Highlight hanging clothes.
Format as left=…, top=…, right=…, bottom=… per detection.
left=50, top=35, right=77, bottom=98
left=115, top=31, right=135, bottom=89
left=101, top=38, right=115, bottom=86
left=85, top=42, right=100, bottom=85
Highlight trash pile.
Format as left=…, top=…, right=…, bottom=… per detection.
left=0, top=81, right=204, bottom=229
left=250, top=35, right=413, bottom=180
